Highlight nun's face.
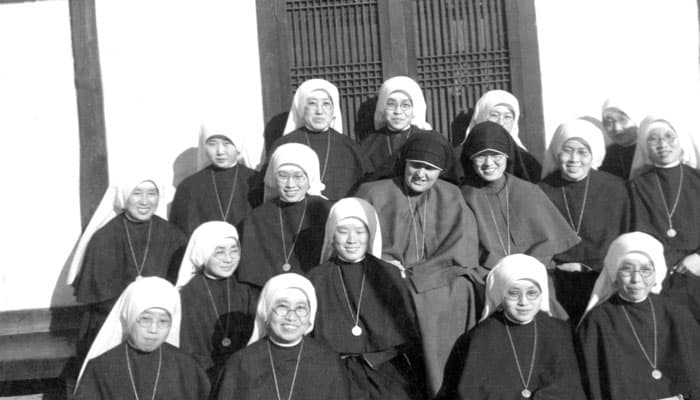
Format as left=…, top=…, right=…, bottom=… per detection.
left=333, top=217, right=369, bottom=263
left=646, top=123, right=682, bottom=166
left=268, top=288, right=311, bottom=345
left=126, top=181, right=159, bottom=221
left=204, top=237, right=241, bottom=279
left=603, top=108, right=637, bottom=146
left=615, top=253, right=655, bottom=302
left=205, top=135, right=239, bottom=168
left=383, top=91, right=414, bottom=131
left=276, top=164, right=310, bottom=203
left=471, top=150, right=507, bottom=182
left=128, top=308, right=172, bottom=352
left=486, top=104, right=515, bottom=133
left=404, top=160, right=441, bottom=193
left=502, top=279, right=542, bottom=324
left=303, top=89, right=334, bottom=132
left=558, top=138, right=592, bottom=181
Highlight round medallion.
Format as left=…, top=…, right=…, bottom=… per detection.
left=667, top=228, right=677, bottom=238
left=351, top=325, right=363, bottom=336
left=521, top=389, right=531, bottom=399
left=652, top=369, right=662, bottom=380
left=282, top=263, right=291, bottom=272
left=221, top=337, right=231, bottom=347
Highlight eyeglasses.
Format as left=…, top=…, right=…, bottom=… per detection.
left=272, top=304, right=310, bottom=318
left=488, top=110, right=515, bottom=123
left=385, top=100, right=413, bottom=112
left=305, top=100, right=333, bottom=112
left=472, top=153, right=507, bottom=164
left=135, top=315, right=172, bottom=330
left=504, top=289, right=541, bottom=302
left=559, top=148, right=591, bottom=159
left=646, top=134, right=677, bottom=146
left=617, top=266, right=655, bottom=278
left=276, top=171, right=308, bottom=184
left=212, top=247, right=240, bottom=261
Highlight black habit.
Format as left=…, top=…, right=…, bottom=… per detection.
left=599, top=143, right=636, bottom=180
left=360, top=125, right=433, bottom=175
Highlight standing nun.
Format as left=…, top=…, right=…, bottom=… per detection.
left=268, top=78, right=371, bottom=200
left=237, top=143, right=331, bottom=288
left=74, top=277, right=210, bottom=400
left=170, top=123, right=260, bottom=237
left=438, top=254, right=585, bottom=400
left=68, top=174, right=187, bottom=360
left=577, top=232, right=700, bottom=400
left=177, top=221, right=259, bottom=384
left=629, top=114, right=700, bottom=321
left=216, top=273, right=351, bottom=400
left=539, top=118, right=631, bottom=323
left=599, top=95, right=643, bottom=179
left=309, top=197, right=425, bottom=399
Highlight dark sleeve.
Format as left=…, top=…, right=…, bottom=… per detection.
left=169, top=181, right=192, bottom=236
left=536, top=324, right=587, bottom=400
left=576, top=314, right=606, bottom=400
left=435, top=332, right=471, bottom=400
left=166, top=226, right=188, bottom=285
left=215, top=354, right=244, bottom=400
left=73, top=361, right=102, bottom=400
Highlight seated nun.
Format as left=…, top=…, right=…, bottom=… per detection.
left=237, top=143, right=331, bottom=288
left=268, top=78, right=371, bottom=200
left=309, top=197, right=425, bottom=400
left=360, top=76, right=433, bottom=175
left=455, top=90, right=542, bottom=183
left=599, top=96, right=643, bottom=179
left=170, top=123, right=260, bottom=237
left=74, top=277, right=210, bottom=400
left=437, top=254, right=586, bottom=400
left=176, top=221, right=259, bottom=383
left=577, top=232, right=700, bottom=400
left=538, top=118, right=631, bottom=323
left=355, top=131, right=480, bottom=397
left=629, top=114, right=700, bottom=322
left=216, top=273, right=351, bottom=400
left=68, top=174, right=187, bottom=359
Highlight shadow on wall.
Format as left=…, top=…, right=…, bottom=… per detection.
left=355, top=95, right=377, bottom=142
left=263, top=112, right=290, bottom=155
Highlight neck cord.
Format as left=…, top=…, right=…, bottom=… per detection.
left=123, top=218, right=153, bottom=277
left=267, top=338, right=304, bottom=400
left=385, top=128, right=412, bottom=156
left=279, top=197, right=308, bottom=270
left=653, top=166, right=683, bottom=238
left=304, top=131, right=331, bottom=181
left=561, top=174, right=590, bottom=234
left=125, top=345, right=162, bottom=400
left=486, top=179, right=511, bottom=255
left=620, top=297, right=659, bottom=374
left=201, top=274, right=232, bottom=347
left=404, top=188, right=428, bottom=263
left=504, top=317, right=537, bottom=398
left=336, top=261, right=367, bottom=336
left=211, top=167, right=239, bottom=221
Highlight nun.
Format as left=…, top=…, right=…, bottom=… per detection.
left=438, top=254, right=585, bottom=400
left=236, top=143, right=331, bottom=288
left=309, top=197, right=425, bottom=399
left=599, top=96, right=643, bottom=179
left=177, top=221, right=259, bottom=384
left=538, top=118, right=631, bottom=323
left=577, top=232, right=700, bottom=400
left=216, top=273, right=351, bottom=399
left=68, top=174, right=187, bottom=359
left=355, top=131, right=480, bottom=397
left=267, top=78, right=371, bottom=200
left=629, top=114, right=700, bottom=321
left=170, top=123, right=260, bottom=237
left=74, top=277, right=210, bottom=400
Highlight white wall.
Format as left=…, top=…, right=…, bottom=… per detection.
left=535, top=0, right=700, bottom=146
left=0, top=1, right=82, bottom=311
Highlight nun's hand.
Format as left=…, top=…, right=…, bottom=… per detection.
left=556, top=262, right=583, bottom=272
left=675, top=253, right=700, bottom=276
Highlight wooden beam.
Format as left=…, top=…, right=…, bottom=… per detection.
left=69, top=0, right=108, bottom=229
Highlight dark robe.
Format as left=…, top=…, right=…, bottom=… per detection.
left=631, top=164, right=700, bottom=321
left=577, top=294, right=700, bottom=400
left=180, top=273, right=259, bottom=383
left=74, top=342, right=210, bottom=400
left=360, top=125, right=433, bottom=175
left=539, top=169, right=631, bottom=323
left=437, top=311, right=586, bottom=400
left=237, top=196, right=331, bottom=288
left=170, top=164, right=261, bottom=237
left=309, top=255, right=425, bottom=400
left=599, top=143, right=636, bottom=180
left=216, top=337, right=351, bottom=400
left=73, top=214, right=187, bottom=358
left=268, top=127, right=371, bottom=200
